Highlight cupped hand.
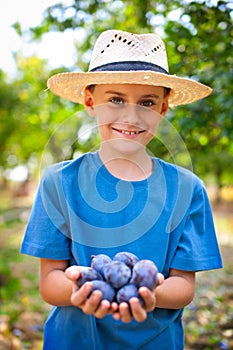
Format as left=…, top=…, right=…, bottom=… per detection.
left=112, top=272, right=164, bottom=323
left=65, top=265, right=118, bottom=318
left=65, top=266, right=164, bottom=322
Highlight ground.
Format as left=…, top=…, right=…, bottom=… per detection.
left=0, top=185, right=232, bottom=350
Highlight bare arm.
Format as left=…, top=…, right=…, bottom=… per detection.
left=39, top=259, right=117, bottom=316
left=40, top=258, right=72, bottom=306
left=155, top=268, right=195, bottom=309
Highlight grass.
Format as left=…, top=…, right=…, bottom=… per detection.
left=0, top=187, right=232, bottom=350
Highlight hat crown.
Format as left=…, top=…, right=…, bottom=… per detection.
left=88, top=30, right=169, bottom=73
left=47, top=29, right=212, bottom=107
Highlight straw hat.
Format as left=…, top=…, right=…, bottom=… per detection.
left=47, top=29, right=212, bottom=107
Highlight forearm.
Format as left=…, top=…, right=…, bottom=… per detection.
left=40, top=259, right=73, bottom=306
left=155, top=270, right=195, bottom=309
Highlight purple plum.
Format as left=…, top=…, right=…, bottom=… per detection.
left=103, top=261, right=131, bottom=289
left=89, top=280, right=115, bottom=302
left=113, top=251, right=139, bottom=269
left=76, top=267, right=103, bottom=288
left=91, top=254, right=112, bottom=276
left=130, top=259, right=158, bottom=290
left=116, top=284, right=142, bottom=304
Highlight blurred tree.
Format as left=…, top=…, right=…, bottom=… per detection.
left=0, top=56, right=83, bottom=183
left=1, top=0, right=232, bottom=194
left=163, top=1, right=233, bottom=192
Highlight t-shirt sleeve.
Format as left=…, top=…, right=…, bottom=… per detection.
left=170, top=179, right=222, bottom=271
left=20, top=165, right=72, bottom=260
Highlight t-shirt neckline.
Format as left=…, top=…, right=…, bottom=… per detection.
left=90, top=151, right=159, bottom=187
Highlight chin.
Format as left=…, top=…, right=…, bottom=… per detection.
left=111, top=140, right=145, bottom=156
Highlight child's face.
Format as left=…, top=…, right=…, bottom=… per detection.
left=84, top=84, right=169, bottom=156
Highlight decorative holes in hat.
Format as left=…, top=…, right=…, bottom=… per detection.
left=47, top=29, right=212, bottom=107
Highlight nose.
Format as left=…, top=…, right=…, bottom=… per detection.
left=122, top=103, right=141, bottom=125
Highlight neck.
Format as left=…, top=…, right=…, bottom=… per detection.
left=98, top=147, right=153, bottom=181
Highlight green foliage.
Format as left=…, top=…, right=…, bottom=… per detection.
left=161, top=1, right=233, bottom=186
left=1, top=0, right=233, bottom=188
left=0, top=56, right=83, bottom=180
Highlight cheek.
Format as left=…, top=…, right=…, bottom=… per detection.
left=141, top=114, right=162, bottom=144
left=97, top=122, right=113, bottom=142
left=95, top=105, right=117, bottom=124
left=95, top=106, right=118, bottom=139
left=146, top=110, right=162, bottom=133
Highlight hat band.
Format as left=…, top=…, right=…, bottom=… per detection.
left=89, top=61, right=169, bottom=74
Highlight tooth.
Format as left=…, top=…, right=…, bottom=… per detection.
left=119, top=129, right=141, bottom=135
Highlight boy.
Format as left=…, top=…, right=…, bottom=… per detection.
left=21, top=30, right=222, bottom=350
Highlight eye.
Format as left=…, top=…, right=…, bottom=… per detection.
left=139, top=99, right=156, bottom=107
left=109, top=96, right=125, bottom=105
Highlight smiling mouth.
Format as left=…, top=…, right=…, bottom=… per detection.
left=112, top=128, right=144, bottom=135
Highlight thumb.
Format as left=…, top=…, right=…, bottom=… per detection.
left=157, top=273, right=165, bottom=286
left=65, top=265, right=81, bottom=281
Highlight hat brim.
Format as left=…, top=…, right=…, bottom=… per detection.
left=47, top=71, right=212, bottom=107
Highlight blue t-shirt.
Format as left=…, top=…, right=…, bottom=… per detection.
left=21, top=152, right=222, bottom=350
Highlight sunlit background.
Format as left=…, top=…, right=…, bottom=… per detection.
left=0, top=0, right=78, bottom=74
left=0, top=2, right=233, bottom=349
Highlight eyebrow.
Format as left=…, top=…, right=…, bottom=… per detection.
left=140, top=94, right=160, bottom=99
left=104, top=91, right=159, bottom=99
left=105, top=91, right=127, bottom=96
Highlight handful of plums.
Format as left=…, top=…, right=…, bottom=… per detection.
left=76, top=252, right=158, bottom=305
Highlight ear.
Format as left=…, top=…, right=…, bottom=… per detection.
left=84, top=88, right=95, bottom=117
left=160, top=95, right=169, bottom=117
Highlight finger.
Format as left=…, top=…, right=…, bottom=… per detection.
left=111, top=302, right=119, bottom=313
left=103, top=301, right=119, bottom=316
left=111, top=303, right=120, bottom=320
left=138, top=287, right=156, bottom=311
left=70, top=282, right=93, bottom=307
left=129, top=297, right=147, bottom=322
left=94, top=300, right=111, bottom=319
left=118, top=302, right=133, bottom=323
left=157, top=273, right=164, bottom=285
left=112, top=312, right=121, bottom=321
left=65, top=266, right=81, bottom=281
left=82, top=289, right=103, bottom=315
left=71, top=281, right=79, bottom=294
